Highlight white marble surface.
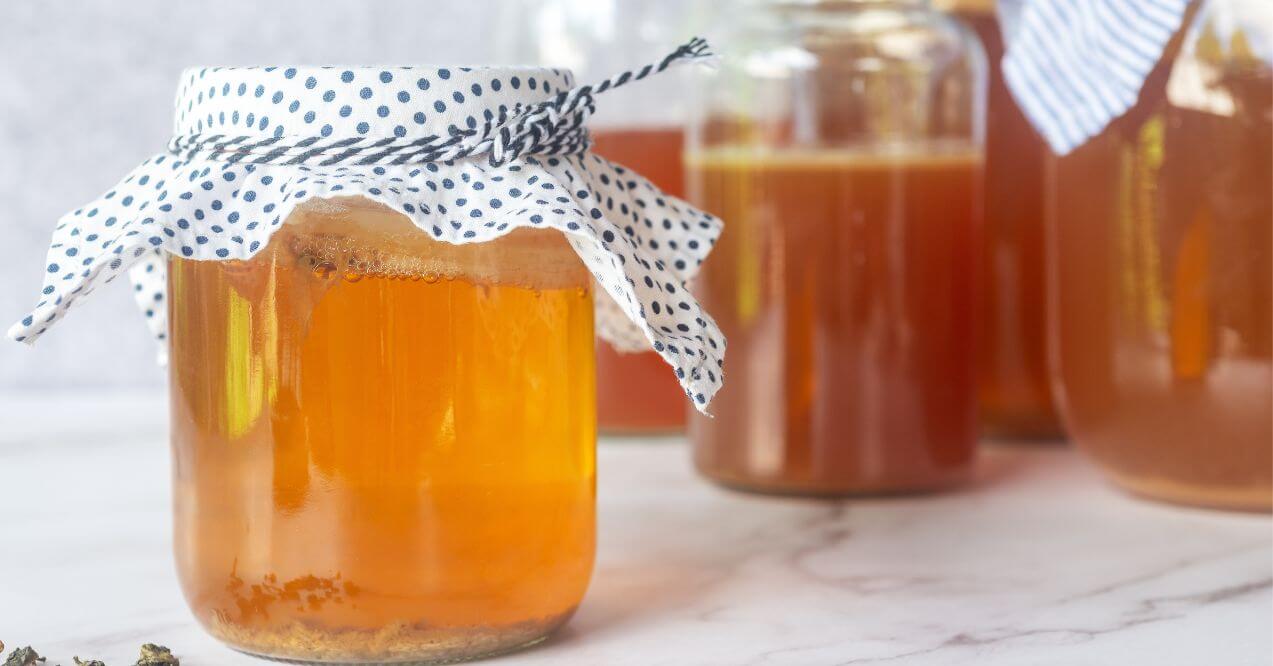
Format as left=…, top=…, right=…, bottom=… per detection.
left=1, top=392, right=1270, bottom=666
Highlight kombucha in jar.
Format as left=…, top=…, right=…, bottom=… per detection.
left=946, top=1, right=1063, bottom=439
left=1048, top=0, right=1272, bottom=510
left=591, top=127, right=691, bottom=433
left=688, top=0, right=987, bottom=494
left=689, top=150, right=982, bottom=493
left=168, top=197, right=597, bottom=661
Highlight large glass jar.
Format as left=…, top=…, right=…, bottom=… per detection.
left=1048, top=0, right=1272, bottom=511
left=168, top=197, right=597, bottom=661
left=518, top=0, right=714, bottom=434
left=940, top=0, right=1061, bottom=439
left=688, top=0, right=986, bottom=494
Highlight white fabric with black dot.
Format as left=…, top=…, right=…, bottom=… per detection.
left=8, top=46, right=726, bottom=410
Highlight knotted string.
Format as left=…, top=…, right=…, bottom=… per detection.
left=168, top=37, right=713, bottom=168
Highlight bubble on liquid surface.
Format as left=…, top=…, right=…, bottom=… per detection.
left=312, top=261, right=337, bottom=280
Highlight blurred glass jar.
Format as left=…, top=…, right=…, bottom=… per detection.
left=1048, top=0, right=1272, bottom=510
left=939, top=0, right=1061, bottom=440
left=688, top=0, right=987, bottom=494
left=510, top=0, right=716, bottom=434
left=169, top=198, right=596, bottom=661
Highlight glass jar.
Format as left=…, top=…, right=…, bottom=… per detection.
left=13, top=51, right=722, bottom=664
left=517, top=0, right=714, bottom=434
left=939, top=0, right=1061, bottom=439
left=688, top=0, right=986, bottom=494
left=168, top=197, right=597, bottom=661
left=1048, top=0, right=1272, bottom=510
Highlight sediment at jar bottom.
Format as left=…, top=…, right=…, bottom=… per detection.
left=168, top=195, right=598, bottom=662
left=203, top=606, right=578, bottom=664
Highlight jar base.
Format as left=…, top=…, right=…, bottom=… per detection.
left=598, top=426, right=685, bottom=438
left=696, top=464, right=973, bottom=498
left=1103, top=470, right=1272, bottom=513
left=979, top=409, right=1065, bottom=442
left=207, top=608, right=575, bottom=665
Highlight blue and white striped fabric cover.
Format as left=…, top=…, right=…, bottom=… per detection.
left=999, top=0, right=1191, bottom=155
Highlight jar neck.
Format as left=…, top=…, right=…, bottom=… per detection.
left=767, top=0, right=934, bottom=19
left=784, top=0, right=931, bottom=6
left=763, top=0, right=937, bottom=28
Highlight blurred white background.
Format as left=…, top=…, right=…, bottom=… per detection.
left=0, top=0, right=521, bottom=390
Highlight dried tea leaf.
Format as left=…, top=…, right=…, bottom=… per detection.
left=74, top=658, right=107, bottom=666
left=136, top=643, right=179, bottom=666
left=3, top=646, right=44, bottom=666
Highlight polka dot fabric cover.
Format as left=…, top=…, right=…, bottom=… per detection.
left=8, top=62, right=726, bottom=410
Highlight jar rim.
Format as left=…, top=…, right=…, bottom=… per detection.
left=763, top=0, right=931, bottom=9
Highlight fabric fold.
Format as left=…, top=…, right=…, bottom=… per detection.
left=999, top=0, right=1191, bottom=154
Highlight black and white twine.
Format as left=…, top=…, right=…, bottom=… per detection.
left=169, top=37, right=713, bottom=168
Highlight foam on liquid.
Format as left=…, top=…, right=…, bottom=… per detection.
left=283, top=197, right=590, bottom=292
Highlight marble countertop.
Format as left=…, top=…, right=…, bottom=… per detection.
left=1, top=392, right=1269, bottom=666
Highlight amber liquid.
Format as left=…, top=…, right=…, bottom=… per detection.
left=590, top=127, right=690, bottom=434
left=1050, top=53, right=1272, bottom=510
left=963, top=12, right=1063, bottom=439
left=688, top=149, right=981, bottom=494
left=168, top=199, right=596, bottom=662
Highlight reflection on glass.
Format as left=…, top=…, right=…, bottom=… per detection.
left=1049, top=1, right=1272, bottom=511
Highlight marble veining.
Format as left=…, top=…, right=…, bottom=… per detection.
left=0, top=392, right=1269, bottom=666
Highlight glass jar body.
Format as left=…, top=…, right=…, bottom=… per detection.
left=956, top=6, right=1062, bottom=440
left=1048, top=0, right=1272, bottom=510
left=688, top=1, right=986, bottom=494
left=518, top=0, right=714, bottom=434
left=591, top=127, right=693, bottom=434
left=167, top=198, right=597, bottom=662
